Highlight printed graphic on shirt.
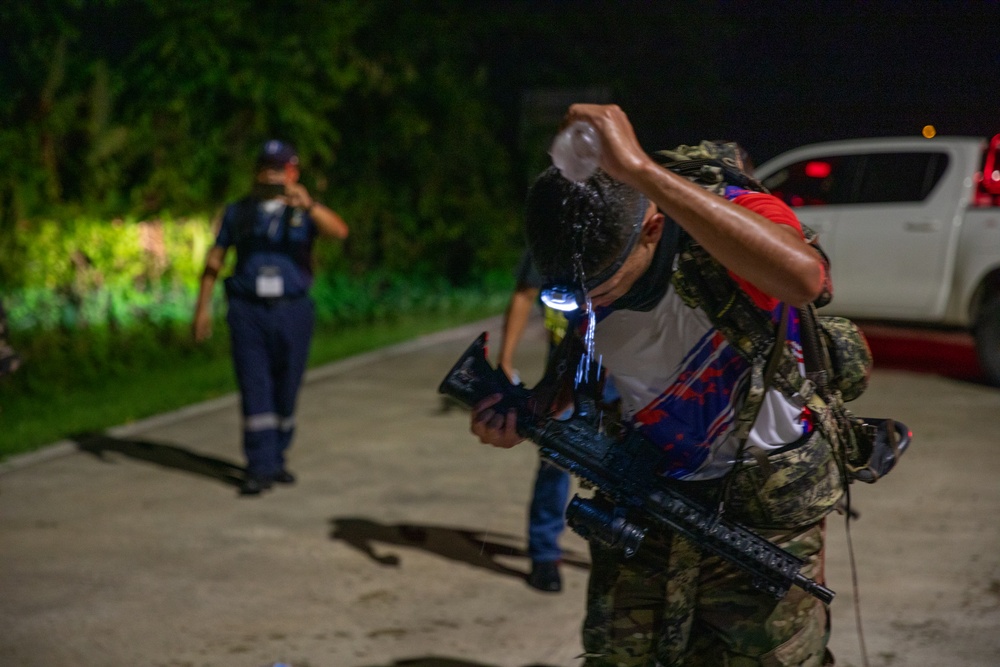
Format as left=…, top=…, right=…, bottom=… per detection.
left=632, top=328, right=749, bottom=477
left=587, top=189, right=813, bottom=479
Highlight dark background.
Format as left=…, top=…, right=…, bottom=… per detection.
left=2, top=0, right=997, bottom=426
left=481, top=0, right=1000, bottom=172
left=5, top=1, right=999, bottom=206
left=3, top=0, right=1000, bottom=276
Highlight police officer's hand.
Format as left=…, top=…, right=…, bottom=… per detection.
left=283, top=182, right=314, bottom=211
left=470, top=393, right=524, bottom=449
left=193, top=307, right=212, bottom=343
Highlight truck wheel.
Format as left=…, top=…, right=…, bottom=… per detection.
left=975, top=295, right=1000, bottom=386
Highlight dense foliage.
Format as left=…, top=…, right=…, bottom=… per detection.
left=0, top=0, right=523, bottom=288
left=0, top=211, right=512, bottom=392
left=0, top=0, right=535, bottom=411
left=0, top=1, right=732, bottom=413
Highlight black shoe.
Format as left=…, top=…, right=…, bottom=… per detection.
left=527, top=560, right=562, bottom=593
left=271, top=469, right=296, bottom=485
left=239, top=475, right=272, bottom=496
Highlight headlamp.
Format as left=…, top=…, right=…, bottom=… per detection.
left=539, top=207, right=646, bottom=313
left=540, top=285, right=585, bottom=312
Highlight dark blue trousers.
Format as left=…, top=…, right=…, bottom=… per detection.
left=226, top=296, right=314, bottom=479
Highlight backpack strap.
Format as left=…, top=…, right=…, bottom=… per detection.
left=232, top=197, right=258, bottom=247
left=671, top=237, right=812, bottom=440
left=231, top=197, right=309, bottom=271
left=658, top=150, right=838, bottom=440
left=659, top=150, right=880, bottom=491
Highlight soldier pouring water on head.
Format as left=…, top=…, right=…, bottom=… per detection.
left=469, top=104, right=849, bottom=666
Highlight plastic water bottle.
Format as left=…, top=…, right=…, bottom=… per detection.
left=549, top=121, right=601, bottom=182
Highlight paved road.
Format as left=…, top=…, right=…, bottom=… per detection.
left=1, top=315, right=999, bottom=667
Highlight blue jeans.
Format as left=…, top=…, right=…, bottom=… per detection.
left=528, top=376, right=618, bottom=563
left=227, top=296, right=314, bottom=478
left=528, top=458, right=571, bottom=563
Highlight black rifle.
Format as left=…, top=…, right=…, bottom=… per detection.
left=439, top=333, right=836, bottom=604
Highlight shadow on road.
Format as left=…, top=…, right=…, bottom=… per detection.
left=354, top=657, right=561, bottom=667
left=330, top=517, right=589, bottom=581
left=72, top=432, right=245, bottom=487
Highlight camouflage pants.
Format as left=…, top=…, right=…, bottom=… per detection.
left=581, top=431, right=842, bottom=667
left=581, top=522, right=833, bottom=666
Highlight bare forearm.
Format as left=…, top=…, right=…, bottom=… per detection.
left=192, top=248, right=224, bottom=341
left=283, top=183, right=349, bottom=239
left=309, top=203, right=349, bottom=239
left=194, top=246, right=226, bottom=314
left=630, top=161, right=823, bottom=306
left=564, top=103, right=824, bottom=306
left=498, top=288, right=538, bottom=375
left=195, top=273, right=217, bottom=311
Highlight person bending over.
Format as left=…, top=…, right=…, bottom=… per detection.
left=471, top=105, right=838, bottom=666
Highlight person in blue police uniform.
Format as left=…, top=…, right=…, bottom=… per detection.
left=193, top=140, right=349, bottom=496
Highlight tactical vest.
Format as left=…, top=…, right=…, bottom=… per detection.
left=654, top=144, right=877, bottom=479
left=231, top=197, right=312, bottom=272
left=222, top=197, right=315, bottom=300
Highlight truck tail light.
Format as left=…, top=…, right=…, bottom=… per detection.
left=804, top=161, right=832, bottom=179
left=980, top=134, right=1000, bottom=195
left=973, top=134, right=1000, bottom=206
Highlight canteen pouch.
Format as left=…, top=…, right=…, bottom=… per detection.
left=817, top=316, right=872, bottom=402
left=723, top=430, right=845, bottom=530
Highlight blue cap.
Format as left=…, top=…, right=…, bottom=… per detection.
left=256, top=140, right=298, bottom=169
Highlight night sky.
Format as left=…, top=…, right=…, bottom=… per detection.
left=709, top=2, right=1000, bottom=162
left=491, top=1, right=1000, bottom=166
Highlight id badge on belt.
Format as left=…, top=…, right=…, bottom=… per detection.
left=256, top=266, right=284, bottom=298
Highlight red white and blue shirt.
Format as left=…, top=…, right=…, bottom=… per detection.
left=593, top=188, right=812, bottom=481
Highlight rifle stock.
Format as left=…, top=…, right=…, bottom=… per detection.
left=438, top=333, right=835, bottom=604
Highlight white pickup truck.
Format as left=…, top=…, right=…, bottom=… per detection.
left=755, top=133, right=1000, bottom=385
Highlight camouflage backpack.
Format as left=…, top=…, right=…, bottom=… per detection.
left=654, top=143, right=879, bottom=479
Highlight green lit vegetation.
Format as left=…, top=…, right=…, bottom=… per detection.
left=0, top=2, right=525, bottom=459
left=1, top=2, right=722, bottom=459
left=0, top=2, right=524, bottom=284
left=0, top=287, right=507, bottom=460
left=0, top=209, right=512, bottom=460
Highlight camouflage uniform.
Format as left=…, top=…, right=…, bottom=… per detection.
left=582, top=518, right=833, bottom=666
left=580, top=426, right=841, bottom=665
left=577, top=142, right=848, bottom=666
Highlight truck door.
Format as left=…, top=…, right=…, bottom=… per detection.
left=761, top=153, right=860, bottom=279
left=830, top=151, right=951, bottom=318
